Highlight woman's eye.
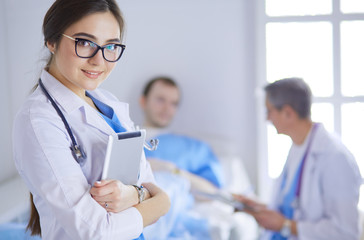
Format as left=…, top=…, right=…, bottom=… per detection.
left=78, top=40, right=96, bottom=48
left=105, top=44, right=116, bottom=51
left=78, top=40, right=90, bottom=47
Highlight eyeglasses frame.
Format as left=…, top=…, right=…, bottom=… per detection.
left=62, top=33, right=126, bottom=62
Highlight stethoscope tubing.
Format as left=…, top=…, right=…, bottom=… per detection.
left=38, top=79, right=86, bottom=164
left=38, top=79, right=79, bottom=148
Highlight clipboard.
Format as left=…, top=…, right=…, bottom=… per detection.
left=101, top=129, right=146, bottom=185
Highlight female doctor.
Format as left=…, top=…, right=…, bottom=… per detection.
left=235, top=78, right=361, bottom=240
left=12, top=0, right=170, bottom=239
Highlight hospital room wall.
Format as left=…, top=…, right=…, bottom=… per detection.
left=0, top=0, right=258, bottom=188
left=0, top=0, right=14, bottom=183
left=0, top=1, right=49, bottom=185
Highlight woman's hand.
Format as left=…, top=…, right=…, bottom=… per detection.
left=90, top=180, right=138, bottom=213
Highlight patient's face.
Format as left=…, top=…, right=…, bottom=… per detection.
left=143, top=81, right=180, bottom=128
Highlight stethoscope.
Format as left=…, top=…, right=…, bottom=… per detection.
left=38, top=79, right=158, bottom=165
left=279, top=123, right=318, bottom=209
left=39, top=79, right=87, bottom=165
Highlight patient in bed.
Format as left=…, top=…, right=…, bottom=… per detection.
left=139, top=76, right=255, bottom=240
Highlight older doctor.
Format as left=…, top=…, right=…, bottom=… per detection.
left=12, top=0, right=170, bottom=239
left=235, top=78, right=361, bottom=239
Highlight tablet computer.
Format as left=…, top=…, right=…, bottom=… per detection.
left=101, top=129, right=146, bottom=185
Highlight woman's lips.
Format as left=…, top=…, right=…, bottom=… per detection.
left=82, top=70, right=103, bottom=79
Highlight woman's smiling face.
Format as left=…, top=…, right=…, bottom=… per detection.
left=47, top=11, right=121, bottom=98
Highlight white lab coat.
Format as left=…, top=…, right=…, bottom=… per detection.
left=13, top=70, right=155, bottom=240
left=261, top=123, right=362, bottom=240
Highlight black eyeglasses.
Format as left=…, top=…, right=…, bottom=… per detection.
left=62, top=34, right=126, bottom=62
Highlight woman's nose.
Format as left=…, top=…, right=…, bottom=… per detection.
left=88, top=49, right=105, bottom=65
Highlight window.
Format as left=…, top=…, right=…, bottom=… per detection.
left=266, top=0, right=332, bottom=16
left=258, top=0, right=364, bottom=209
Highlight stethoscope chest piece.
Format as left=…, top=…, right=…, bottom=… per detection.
left=71, top=144, right=87, bottom=166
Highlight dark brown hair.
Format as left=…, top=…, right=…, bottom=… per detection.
left=142, top=76, right=179, bottom=97
left=28, top=0, right=125, bottom=236
left=43, top=0, right=124, bottom=69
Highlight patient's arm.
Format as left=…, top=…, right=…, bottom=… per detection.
left=149, top=158, right=218, bottom=195
left=148, top=158, right=177, bottom=172
left=179, top=170, right=218, bottom=195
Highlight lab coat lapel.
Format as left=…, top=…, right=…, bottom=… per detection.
left=106, top=101, right=134, bottom=131
left=41, top=71, right=115, bottom=136
left=298, top=123, right=323, bottom=212
left=83, top=106, right=116, bottom=136
left=40, top=70, right=127, bottom=137
left=88, top=89, right=135, bottom=131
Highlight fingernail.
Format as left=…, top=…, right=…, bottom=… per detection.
left=96, top=181, right=101, bottom=184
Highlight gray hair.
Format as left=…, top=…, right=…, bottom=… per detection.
left=264, top=77, right=312, bottom=119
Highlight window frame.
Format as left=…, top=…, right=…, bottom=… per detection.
left=256, top=0, right=364, bottom=202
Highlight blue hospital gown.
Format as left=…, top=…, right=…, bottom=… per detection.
left=144, top=133, right=225, bottom=239
left=145, top=133, right=224, bottom=188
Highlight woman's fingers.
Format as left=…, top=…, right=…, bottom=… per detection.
left=95, top=200, right=117, bottom=212
left=92, top=192, right=114, bottom=202
left=90, top=179, right=121, bottom=198
left=90, top=180, right=139, bottom=213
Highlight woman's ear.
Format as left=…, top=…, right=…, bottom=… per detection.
left=46, top=41, right=56, bottom=54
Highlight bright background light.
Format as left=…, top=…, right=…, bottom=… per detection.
left=341, top=0, right=364, bottom=13
left=266, top=22, right=333, bottom=97
left=266, top=0, right=332, bottom=16
left=264, top=0, right=363, bottom=209
left=341, top=21, right=364, bottom=97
